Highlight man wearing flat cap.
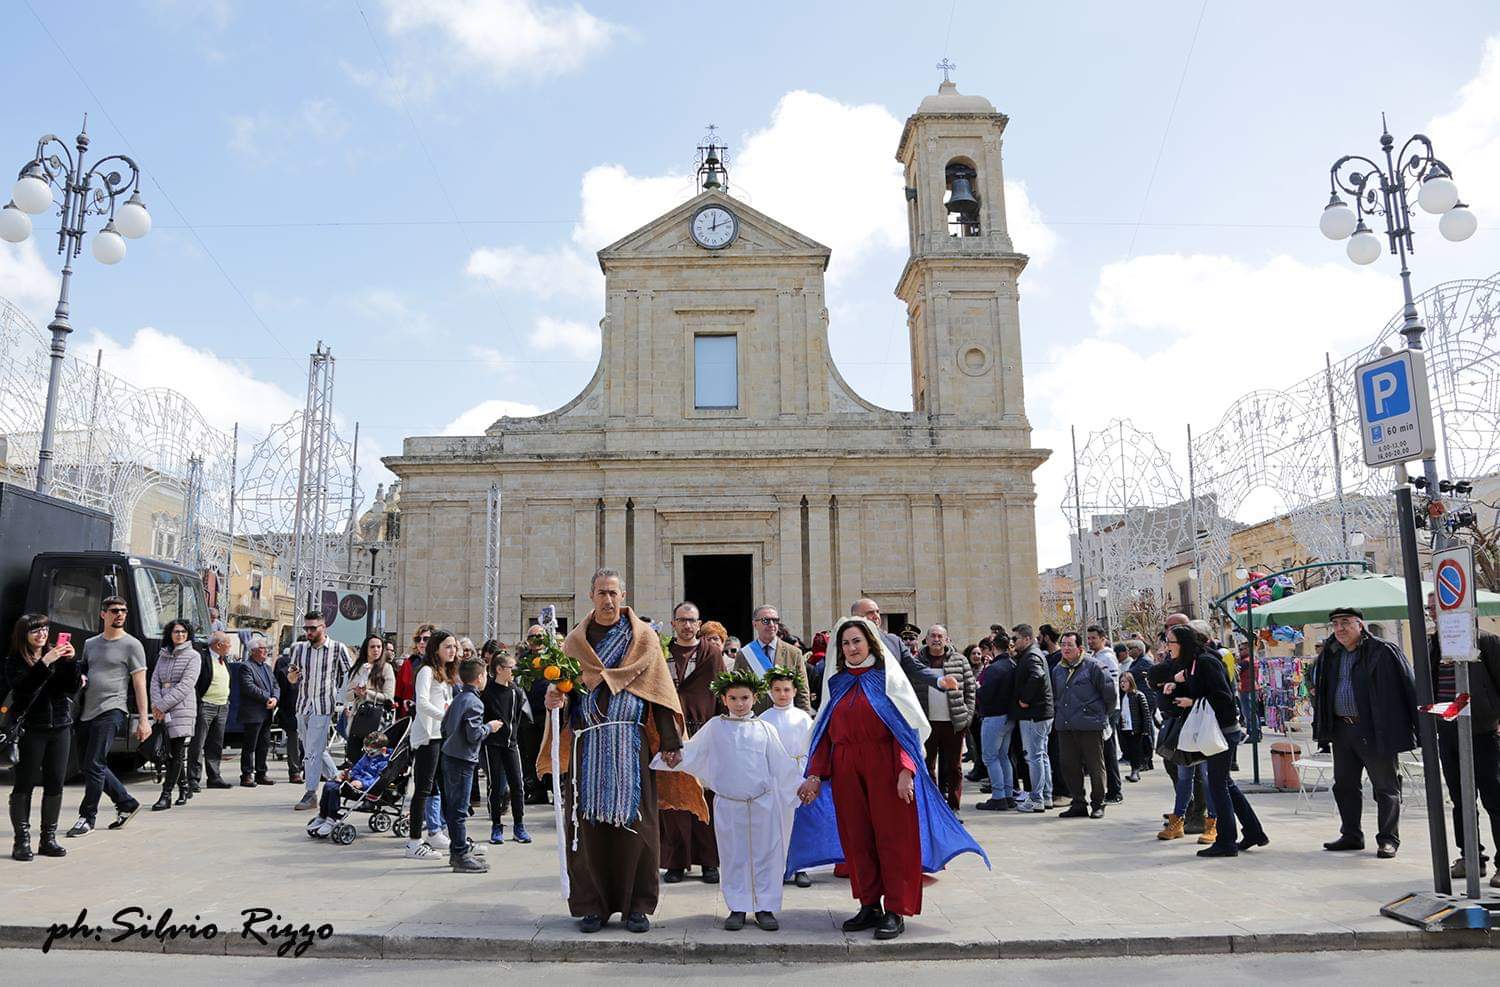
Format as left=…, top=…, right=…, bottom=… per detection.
left=1311, top=606, right=1419, bottom=858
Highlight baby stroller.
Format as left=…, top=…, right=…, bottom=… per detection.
left=326, top=716, right=414, bottom=846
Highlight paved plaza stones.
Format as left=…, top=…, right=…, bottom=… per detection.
left=3, top=745, right=1494, bottom=962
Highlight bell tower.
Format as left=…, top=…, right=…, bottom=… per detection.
left=895, top=67, right=1030, bottom=435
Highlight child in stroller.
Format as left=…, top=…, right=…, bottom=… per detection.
left=307, top=716, right=412, bottom=843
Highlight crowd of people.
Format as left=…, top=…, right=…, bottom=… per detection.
left=6, top=574, right=1500, bottom=933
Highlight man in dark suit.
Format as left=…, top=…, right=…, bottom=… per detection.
left=734, top=605, right=812, bottom=714
left=274, top=645, right=304, bottom=785
left=237, top=635, right=278, bottom=786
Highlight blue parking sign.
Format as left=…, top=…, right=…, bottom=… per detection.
left=1353, top=349, right=1434, bottom=467
left=1359, top=358, right=1412, bottom=422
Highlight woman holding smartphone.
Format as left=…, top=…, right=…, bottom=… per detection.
left=5, top=613, right=80, bottom=861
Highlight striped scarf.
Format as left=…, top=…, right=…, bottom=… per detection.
left=575, top=618, right=646, bottom=828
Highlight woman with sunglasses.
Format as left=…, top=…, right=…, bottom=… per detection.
left=6, top=614, right=80, bottom=860
left=345, top=634, right=395, bottom=762
left=148, top=620, right=201, bottom=811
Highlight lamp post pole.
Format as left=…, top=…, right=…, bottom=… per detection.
left=3, top=118, right=150, bottom=496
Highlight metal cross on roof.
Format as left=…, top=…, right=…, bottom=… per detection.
left=936, top=58, right=957, bottom=83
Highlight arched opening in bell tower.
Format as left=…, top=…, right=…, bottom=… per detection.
left=944, top=158, right=982, bottom=238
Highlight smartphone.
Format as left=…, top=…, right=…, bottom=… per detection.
left=56, top=632, right=71, bottom=649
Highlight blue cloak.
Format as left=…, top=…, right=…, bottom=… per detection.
left=784, top=667, right=990, bottom=878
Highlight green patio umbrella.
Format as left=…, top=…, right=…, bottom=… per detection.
left=1246, top=573, right=1500, bottom=628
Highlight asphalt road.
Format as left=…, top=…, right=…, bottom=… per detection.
left=1, top=947, right=1488, bottom=984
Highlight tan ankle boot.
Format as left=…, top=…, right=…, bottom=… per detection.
left=1198, top=817, right=1218, bottom=845
left=1157, top=814, right=1184, bottom=840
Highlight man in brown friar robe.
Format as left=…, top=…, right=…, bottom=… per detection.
left=660, top=600, right=726, bottom=884
left=541, top=569, right=708, bottom=934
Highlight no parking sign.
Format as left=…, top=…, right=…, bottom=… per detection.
left=1433, top=545, right=1478, bottom=661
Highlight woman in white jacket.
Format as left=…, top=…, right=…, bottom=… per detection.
left=405, top=629, right=456, bottom=859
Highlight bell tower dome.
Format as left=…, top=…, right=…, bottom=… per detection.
left=895, top=67, right=1030, bottom=435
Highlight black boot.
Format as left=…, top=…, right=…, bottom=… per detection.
left=37, top=794, right=66, bottom=858
left=9, top=791, right=32, bottom=861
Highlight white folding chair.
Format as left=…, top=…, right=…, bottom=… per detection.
left=1293, top=741, right=1335, bottom=814
left=1398, top=750, right=1425, bottom=787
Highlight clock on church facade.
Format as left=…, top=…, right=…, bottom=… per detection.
left=386, top=80, right=1048, bottom=648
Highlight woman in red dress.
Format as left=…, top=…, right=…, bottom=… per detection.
left=793, top=618, right=986, bottom=940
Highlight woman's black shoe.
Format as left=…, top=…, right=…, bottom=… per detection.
left=841, top=904, right=883, bottom=932
left=873, top=912, right=905, bottom=940
left=152, top=795, right=173, bottom=811
left=577, top=914, right=603, bottom=933
left=1237, top=833, right=1270, bottom=852
left=174, top=792, right=188, bottom=806
left=625, top=912, right=650, bottom=933
left=1197, top=843, right=1238, bottom=857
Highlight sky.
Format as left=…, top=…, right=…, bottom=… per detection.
left=3, top=0, right=1500, bottom=570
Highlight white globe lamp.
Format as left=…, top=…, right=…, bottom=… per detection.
left=1417, top=174, right=1459, bottom=214
left=1319, top=197, right=1357, bottom=240
left=91, top=222, right=126, bottom=264
left=11, top=168, right=52, bottom=215
left=0, top=202, right=31, bottom=243
left=1439, top=203, right=1477, bottom=243
left=1346, top=222, right=1382, bottom=265
left=114, top=193, right=151, bottom=239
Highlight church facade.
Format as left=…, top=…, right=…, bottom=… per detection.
left=385, top=81, right=1049, bottom=646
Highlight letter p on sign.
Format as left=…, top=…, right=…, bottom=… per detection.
left=1370, top=371, right=1400, bottom=415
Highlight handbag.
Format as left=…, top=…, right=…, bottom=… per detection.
left=1179, top=698, right=1230, bottom=756
left=138, top=720, right=167, bottom=764
left=1154, top=715, right=1206, bottom=767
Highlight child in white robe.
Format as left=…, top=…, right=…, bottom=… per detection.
left=653, top=668, right=801, bottom=931
left=758, top=666, right=815, bottom=888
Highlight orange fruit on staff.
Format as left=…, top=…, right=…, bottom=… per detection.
left=544, top=665, right=561, bottom=681
left=557, top=679, right=574, bottom=693
left=532, top=657, right=542, bottom=669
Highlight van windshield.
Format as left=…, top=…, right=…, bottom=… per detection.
left=132, top=566, right=212, bottom=640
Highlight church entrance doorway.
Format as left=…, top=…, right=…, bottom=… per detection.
left=683, top=553, right=753, bottom=645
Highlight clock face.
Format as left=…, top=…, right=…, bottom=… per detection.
left=691, top=205, right=738, bottom=249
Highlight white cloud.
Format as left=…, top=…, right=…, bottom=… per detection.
left=0, top=242, right=59, bottom=319
left=1027, top=252, right=1395, bottom=568
left=1428, top=36, right=1500, bottom=223
left=81, top=326, right=302, bottom=436
left=468, top=344, right=508, bottom=371
left=382, top=0, right=616, bottom=83
left=229, top=98, right=348, bottom=162
left=528, top=316, right=599, bottom=360
left=466, top=244, right=600, bottom=301
left=441, top=398, right=544, bottom=435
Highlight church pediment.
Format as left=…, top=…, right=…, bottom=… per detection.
left=596, top=191, right=830, bottom=270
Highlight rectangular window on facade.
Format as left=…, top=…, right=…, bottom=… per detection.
left=694, top=334, right=738, bottom=409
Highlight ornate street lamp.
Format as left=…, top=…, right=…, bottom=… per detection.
left=1319, top=116, right=1474, bottom=494
left=3, top=118, right=149, bottom=495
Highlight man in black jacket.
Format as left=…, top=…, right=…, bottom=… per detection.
left=1426, top=594, right=1500, bottom=885
left=1312, top=606, right=1419, bottom=858
left=974, top=643, right=1018, bottom=810
left=1011, top=624, right=1055, bottom=812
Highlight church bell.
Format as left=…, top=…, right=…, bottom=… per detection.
left=944, top=163, right=980, bottom=220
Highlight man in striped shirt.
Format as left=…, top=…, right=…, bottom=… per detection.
left=286, top=610, right=352, bottom=811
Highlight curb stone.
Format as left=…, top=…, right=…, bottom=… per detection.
left=0, top=923, right=1491, bottom=963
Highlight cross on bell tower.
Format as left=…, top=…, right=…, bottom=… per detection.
left=936, top=58, right=957, bottom=83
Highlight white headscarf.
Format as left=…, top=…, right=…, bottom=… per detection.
left=813, top=617, right=932, bottom=748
